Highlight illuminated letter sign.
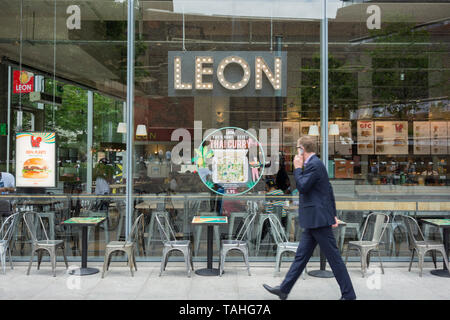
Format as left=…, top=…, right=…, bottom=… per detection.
left=168, top=51, right=287, bottom=97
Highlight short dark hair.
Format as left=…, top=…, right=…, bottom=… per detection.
left=297, top=135, right=317, bottom=153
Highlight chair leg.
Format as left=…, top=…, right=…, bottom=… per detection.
left=128, top=251, right=134, bottom=277
left=243, top=248, right=251, bottom=276
left=133, top=251, right=138, bottom=271
left=51, top=249, right=57, bottom=277
left=431, top=250, right=437, bottom=269
left=377, top=250, right=384, bottom=274
left=408, top=249, right=415, bottom=272
left=274, top=248, right=282, bottom=274
left=160, top=248, right=167, bottom=276
left=344, top=247, right=350, bottom=266
left=61, top=245, right=69, bottom=269
left=361, top=249, right=368, bottom=278
left=194, top=226, right=202, bottom=256
left=107, top=252, right=113, bottom=271
left=37, top=249, right=43, bottom=270
left=27, top=247, right=36, bottom=275
left=219, top=248, right=225, bottom=277
left=339, top=226, right=346, bottom=254
left=102, top=250, right=110, bottom=278
left=438, top=248, right=450, bottom=272
left=184, top=250, right=191, bottom=278
left=189, top=247, right=194, bottom=272
left=1, top=251, right=5, bottom=275
left=8, top=247, right=13, bottom=270
left=418, top=252, right=424, bottom=277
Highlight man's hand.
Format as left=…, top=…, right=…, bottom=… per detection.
left=293, top=152, right=304, bottom=169
left=332, top=216, right=339, bottom=228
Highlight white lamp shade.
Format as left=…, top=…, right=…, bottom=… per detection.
left=136, top=124, right=147, bottom=136
left=117, top=122, right=127, bottom=133
left=308, top=125, right=319, bottom=136
left=329, top=123, right=340, bottom=136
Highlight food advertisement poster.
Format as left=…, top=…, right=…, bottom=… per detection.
left=374, top=121, right=408, bottom=155
left=413, top=121, right=430, bottom=155
left=357, top=120, right=374, bottom=154
left=194, top=127, right=265, bottom=196
left=334, top=121, right=352, bottom=155
left=16, top=132, right=56, bottom=187
left=430, top=121, right=448, bottom=155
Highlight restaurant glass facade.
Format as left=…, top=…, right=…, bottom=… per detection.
left=0, top=0, right=449, bottom=264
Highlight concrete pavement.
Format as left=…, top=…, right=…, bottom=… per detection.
left=0, top=262, right=448, bottom=300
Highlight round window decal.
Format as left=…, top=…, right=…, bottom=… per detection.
left=193, top=127, right=265, bottom=196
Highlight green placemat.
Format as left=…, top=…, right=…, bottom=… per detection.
left=422, top=219, right=450, bottom=226
left=192, top=216, right=228, bottom=224
left=63, top=217, right=105, bottom=225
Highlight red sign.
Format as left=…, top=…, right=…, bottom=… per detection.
left=359, top=121, right=372, bottom=129
left=13, top=70, right=34, bottom=93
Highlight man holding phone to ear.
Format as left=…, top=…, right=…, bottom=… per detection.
left=263, top=135, right=356, bottom=300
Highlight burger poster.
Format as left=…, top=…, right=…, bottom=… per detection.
left=15, top=132, right=56, bottom=187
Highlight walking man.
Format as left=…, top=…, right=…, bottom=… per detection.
left=263, top=135, right=356, bottom=300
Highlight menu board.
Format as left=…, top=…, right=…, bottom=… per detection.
left=334, top=121, right=352, bottom=155
left=430, top=121, right=448, bottom=155
left=413, top=121, right=431, bottom=155
left=357, top=120, right=375, bottom=154
left=374, top=121, right=408, bottom=155
left=16, top=132, right=56, bottom=188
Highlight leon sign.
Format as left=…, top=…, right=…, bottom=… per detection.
left=168, top=51, right=287, bottom=97
left=13, top=70, right=34, bottom=94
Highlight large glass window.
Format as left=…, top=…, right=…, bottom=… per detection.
left=0, top=0, right=448, bottom=265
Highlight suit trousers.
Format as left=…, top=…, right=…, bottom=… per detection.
left=280, top=225, right=356, bottom=300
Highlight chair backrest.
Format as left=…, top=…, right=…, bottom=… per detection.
left=126, top=213, right=144, bottom=245
left=360, top=212, right=390, bottom=243
left=267, top=214, right=289, bottom=245
left=154, top=211, right=177, bottom=244
left=23, top=211, right=49, bottom=242
left=399, top=214, right=425, bottom=246
left=0, top=212, right=20, bottom=243
left=235, top=213, right=257, bottom=243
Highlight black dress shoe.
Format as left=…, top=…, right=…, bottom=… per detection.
left=262, top=284, right=288, bottom=300
left=339, top=296, right=357, bottom=300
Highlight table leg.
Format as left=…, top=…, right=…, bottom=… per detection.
left=308, top=226, right=341, bottom=278
left=430, top=228, right=450, bottom=278
left=308, top=249, right=334, bottom=278
left=69, top=226, right=99, bottom=276
left=195, top=225, right=220, bottom=276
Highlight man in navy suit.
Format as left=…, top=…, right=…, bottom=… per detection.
left=263, top=135, right=356, bottom=300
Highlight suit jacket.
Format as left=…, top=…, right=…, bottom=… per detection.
left=294, top=154, right=337, bottom=229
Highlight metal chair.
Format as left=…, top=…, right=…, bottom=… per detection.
left=219, top=212, right=256, bottom=276
left=23, top=211, right=68, bottom=277
left=146, top=202, right=171, bottom=251
left=344, top=212, right=390, bottom=277
left=255, top=205, right=284, bottom=255
left=400, top=215, right=449, bottom=277
left=102, top=214, right=144, bottom=278
left=337, top=210, right=362, bottom=253
left=155, top=211, right=194, bottom=277
left=268, top=213, right=307, bottom=279
left=0, top=213, right=20, bottom=274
